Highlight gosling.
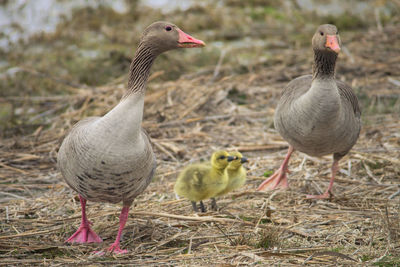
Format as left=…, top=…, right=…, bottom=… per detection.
left=174, top=151, right=234, bottom=212
left=217, top=151, right=248, bottom=197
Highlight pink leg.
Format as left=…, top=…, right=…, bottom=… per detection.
left=66, top=195, right=102, bottom=243
left=257, top=146, right=294, bottom=191
left=306, top=159, right=339, bottom=199
left=106, top=206, right=130, bottom=254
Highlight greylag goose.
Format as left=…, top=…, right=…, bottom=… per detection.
left=257, top=24, right=361, bottom=199
left=174, top=151, right=234, bottom=212
left=58, top=21, right=205, bottom=253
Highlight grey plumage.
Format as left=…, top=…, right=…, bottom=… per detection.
left=57, top=21, right=205, bottom=253
left=58, top=114, right=156, bottom=206
left=58, top=21, right=202, bottom=206
left=58, top=47, right=157, bottom=206
left=275, top=74, right=361, bottom=160
left=258, top=24, right=361, bottom=198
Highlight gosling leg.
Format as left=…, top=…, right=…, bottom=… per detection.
left=210, top=198, right=218, bottom=211
left=191, top=201, right=198, bottom=212
left=199, top=201, right=206, bottom=213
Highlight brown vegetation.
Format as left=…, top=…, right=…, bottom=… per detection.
left=0, top=1, right=399, bottom=265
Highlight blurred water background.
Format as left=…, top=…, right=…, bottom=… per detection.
left=0, top=0, right=398, bottom=136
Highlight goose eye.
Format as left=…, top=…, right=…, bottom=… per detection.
left=219, top=155, right=226, bottom=160
left=320, top=32, right=324, bottom=36
left=165, top=26, right=172, bottom=32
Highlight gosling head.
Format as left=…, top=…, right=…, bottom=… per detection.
left=211, top=150, right=235, bottom=170
left=312, top=24, right=341, bottom=54
left=227, top=151, right=248, bottom=170
left=140, top=21, right=205, bottom=54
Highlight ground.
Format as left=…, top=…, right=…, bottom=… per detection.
left=0, top=1, right=399, bottom=266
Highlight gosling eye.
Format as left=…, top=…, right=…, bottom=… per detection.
left=320, top=31, right=324, bottom=36
left=336, top=31, right=339, bottom=35
left=219, top=155, right=226, bottom=160
left=165, top=26, right=172, bottom=32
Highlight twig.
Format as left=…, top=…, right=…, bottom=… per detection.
left=9, top=66, right=94, bottom=90
left=210, top=50, right=226, bottom=83
left=0, top=191, right=29, bottom=200
left=0, top=95, right=76, bottom=102
left=5, top=206, right=9, bottom=222
left=240, top=251, right=265, bottom=261
left=388, top=189, right=400, bottom=199
left=144, top=111, right=270, bottom=128
left=214, top=223, right=234, bottom=245
left=363, top=161, right=381, bottom=184
left=375, top=8, right=383, bottom=32
left=233, top=144, right=288, bottom=152
left=152, top=141, right=179, bottom=162
left=187, top=236, right=193, bottom=254
left=178, top=88, right=220, bottom=119
left=0, top=163, right=28, bottom=174
left=152, top=231, right=185, bottom=250
left=304, top=251, right=357, bottom=264
left=354, top=151, right=400, bottom=165
left=388, top=77, right=400, bottom=87
left=131, top=211, right=311, bottom=237
left=0, top=229, right=59, bottom=240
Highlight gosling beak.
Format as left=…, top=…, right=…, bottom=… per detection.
left=177, top=29, right=205, bottom=48
left=241, top=157, right=248, bottom=164
left=227, top=156, right=235, bottom=162
left=325, top=35, right=340, bottom=53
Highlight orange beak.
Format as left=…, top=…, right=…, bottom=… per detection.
left=177, top=29, right=205, bottom=48
left=325, top=35, right=340, bottom=53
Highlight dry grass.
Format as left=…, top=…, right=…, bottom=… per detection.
left=0, top=22, right=400, bottom=266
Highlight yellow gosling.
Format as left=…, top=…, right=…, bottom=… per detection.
left=217, top=151, right=248, bottom=197
left=174, top=151, right=234, bottom=212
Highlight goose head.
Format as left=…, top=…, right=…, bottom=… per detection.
left=312, top=24, right=341, bottom=54
left=140, top=21, right=205, bottom=54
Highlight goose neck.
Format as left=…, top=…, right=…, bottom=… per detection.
left=126, top=42, right=158, bottom=96
left=312, top=49, right=337, bottom=80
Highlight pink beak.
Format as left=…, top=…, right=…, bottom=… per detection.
left=177, top=29, right=205, bottom=48
left=325, top=35, right=340, bottom=53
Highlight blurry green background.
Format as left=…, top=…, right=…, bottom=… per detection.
left=0, top=0, right=399, bottom=137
